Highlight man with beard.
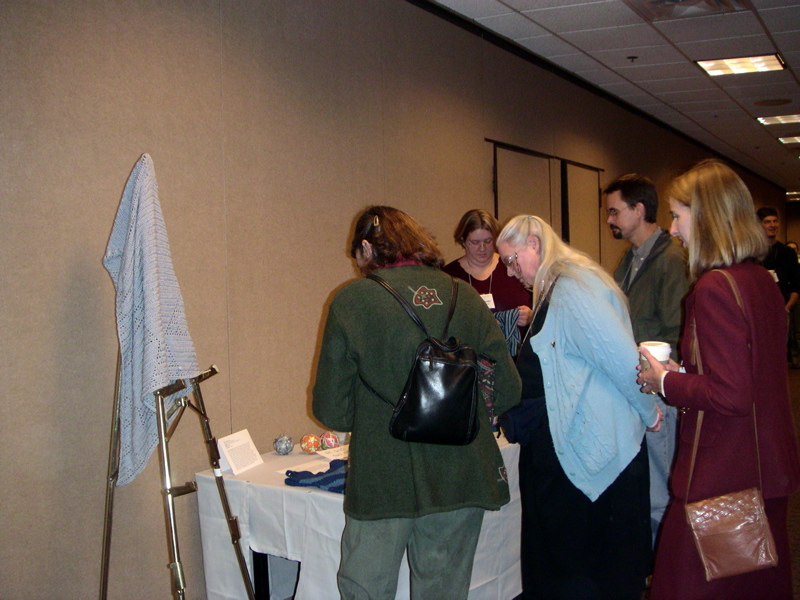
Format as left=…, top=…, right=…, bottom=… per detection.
left=604, top=173, right=689, bottom=548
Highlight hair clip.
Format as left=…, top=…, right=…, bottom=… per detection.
left=373, top=215, right=380, bottom=228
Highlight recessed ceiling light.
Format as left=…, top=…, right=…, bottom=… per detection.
left=758, top=115, right=800, bottom=125
left=780, top=137, right=800, bottom=144
left=697, top=54, right=784, bottom=76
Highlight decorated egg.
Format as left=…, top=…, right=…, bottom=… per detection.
left=300, top=433, right=321, bottom=454
left=320, top=431, right=340, bottom=450
left=273, top=434, right=294, bottom=455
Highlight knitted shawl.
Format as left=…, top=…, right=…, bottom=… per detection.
left=103, top=154, right=199, bottom=486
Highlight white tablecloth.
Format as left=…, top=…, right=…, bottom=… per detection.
left=196, top=437, right=521, bottom=600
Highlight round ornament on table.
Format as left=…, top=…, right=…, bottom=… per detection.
left=300, top=433, right=321, bottom=454
left=273, top=434, right=294, bottom=455
left=320, top=431, right=340, bottom=450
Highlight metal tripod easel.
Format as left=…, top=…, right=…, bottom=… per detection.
left=99, top=364, right=256, bottom=600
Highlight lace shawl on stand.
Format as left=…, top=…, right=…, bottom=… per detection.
left=103, top=154, right=200, bottom=486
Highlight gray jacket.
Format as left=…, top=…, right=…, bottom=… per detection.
left=614, top=229, right=689, bottom=360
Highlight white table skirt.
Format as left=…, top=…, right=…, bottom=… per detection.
left=196, top=437, right=521, bottom=600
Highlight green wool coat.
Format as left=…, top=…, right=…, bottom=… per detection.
left=312, top=265, right=522, bottom=520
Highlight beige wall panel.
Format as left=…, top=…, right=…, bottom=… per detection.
left=566, top=164, right=601, bottom=262
left=1, top=1, right=225, bottom=598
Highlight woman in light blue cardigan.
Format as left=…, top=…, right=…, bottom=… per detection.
left=497, top=215, right=661, bottom=600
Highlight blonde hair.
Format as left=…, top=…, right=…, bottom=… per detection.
left=497, top=215, right=626, bottom=307
left=668, top=160, right=767, bottom=280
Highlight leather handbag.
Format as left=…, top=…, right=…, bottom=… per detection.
left=362, top=274, right=480, bottom=445
left=683, top=269, right=778, bottom=581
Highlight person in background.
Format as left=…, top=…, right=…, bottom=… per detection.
left=496, top=214, right=661, bottom=600
left=757, top=207, right=800, bottom=368
left=312, top=206, right=521, bottom=600
left=443, top=209, right=532, bottom=356
left=604, top=173, right=689, bottom=547
left=639, top=160, right=800, bottom=600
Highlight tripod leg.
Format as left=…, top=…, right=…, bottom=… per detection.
left=189, top=375, right=256, bottom=600
left=156, top=389, right=188, bottom=600
left=99, top=353, right=122, bottom=600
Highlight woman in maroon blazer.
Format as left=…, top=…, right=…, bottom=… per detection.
left=638, top=159, right=800, bottom=600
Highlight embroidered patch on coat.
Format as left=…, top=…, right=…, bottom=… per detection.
left=410, top=286, right=442, bottom=308
left=498, top=465, right=508, bottom=483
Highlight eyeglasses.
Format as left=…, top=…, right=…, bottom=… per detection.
left=502, top=251, right=519, bottom=268
left=466, top=238, right=493, bottom=248
left=606, top=206, right=632, bottom=217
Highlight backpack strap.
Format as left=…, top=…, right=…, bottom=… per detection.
left=367, top=273, right=458, bottom=340
left=361, top=273, right=459, bottom=408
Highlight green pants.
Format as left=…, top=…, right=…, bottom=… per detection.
left=338, top=507, right=485, bottom=600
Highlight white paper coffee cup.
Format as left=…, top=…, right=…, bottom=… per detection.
left=638, top=341, right=671, bottom=370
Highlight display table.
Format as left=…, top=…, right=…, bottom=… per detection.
left=196, top=437, right=521, bottom=600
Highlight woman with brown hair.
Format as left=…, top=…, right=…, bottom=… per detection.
left=313, top=205, right=521, bottom=600
left=638, top=160, right=800, bottom=599
left=443, top=209, right=532, bottom=355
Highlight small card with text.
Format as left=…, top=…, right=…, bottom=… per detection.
left=217, top=429, right=263, bottom=475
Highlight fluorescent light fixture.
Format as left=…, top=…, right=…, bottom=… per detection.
left=697, top=54, right=784, bottom=76
left=779, top=137, right=800, bottom=144
left=758, top=115, right=800, bottom=125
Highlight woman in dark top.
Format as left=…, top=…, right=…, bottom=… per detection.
left=443, top=209, right=532, bottom=355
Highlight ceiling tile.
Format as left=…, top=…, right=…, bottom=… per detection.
left=477, top=12, right=547, bottom=39
left=654, top=12, right=764, bottom=44
left=616, top=92, right=663, bottom=107
left=676, top=35, right=775, bottom=61
left=574, top=67, right=630, bottom=86
left=759, top=7, right=800, bottom=34
left=751, top=0, right=800, bottom=8
left=780, top=50, right=800, bottom=71
left=433, top=0, right=513, bottom=19
left=638, top=103, right=689, bottom=122
left=774, top=31, right=800, bottom=52
left=520, top=1, right=643, bottom=33
left=598, top=80, right=648, bottom=96
left=545, top=53, right=605, bottom=72
left=725, top=81, right=799, bottom=100
left=516, top=34, right=578, bottom=57
left=560, top=23, right=664, bottom=51
left=636, top=76, right=717, bottom=95
left=615, top=61, right=702, bottom=82
left=431, top=0, right=800, bottom=189
left=502, top=0, right=596, bottom=10
left=590, top=43, right=684, bottom=69
left=676, top=102, right=746, bottom=115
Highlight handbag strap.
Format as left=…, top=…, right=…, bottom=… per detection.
left=367, top=273, right=458, bottom=340
left=685, top=268, right=763, bottom=502
left=359, top=273, right=459, bottom=408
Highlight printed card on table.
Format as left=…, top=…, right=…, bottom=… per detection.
left=217, top=429, right=263, bottom=475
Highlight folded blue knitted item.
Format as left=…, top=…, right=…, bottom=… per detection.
left=494, top=308, right=521, bottom=356
left=284, top=459, right=347, bottom=494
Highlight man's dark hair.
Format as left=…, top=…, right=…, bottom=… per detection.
left=603, top=174, right=658, bottom=223
left=756, top=206, right=778, bottom=221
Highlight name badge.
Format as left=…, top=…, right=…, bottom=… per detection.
left=480, top=293, right=495, bottom=309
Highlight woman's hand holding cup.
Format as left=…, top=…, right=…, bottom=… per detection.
left=636, top=342, right=679, bottom=395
